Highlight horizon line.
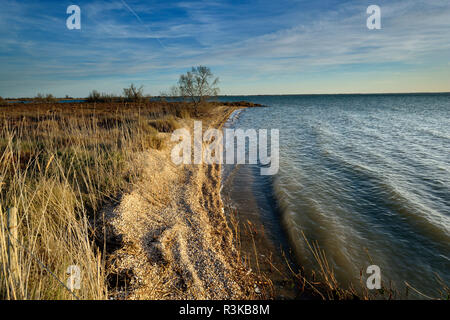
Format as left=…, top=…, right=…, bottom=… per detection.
left=4, top=91, right=450, bottom=100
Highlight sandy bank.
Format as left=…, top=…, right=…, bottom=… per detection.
left=104, top=106, right=267, bottom=300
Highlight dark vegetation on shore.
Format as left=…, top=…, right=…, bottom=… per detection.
left=0, top=96, right=264, bottom=109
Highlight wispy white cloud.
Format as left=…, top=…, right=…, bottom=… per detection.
left=0, top=0, right=449, bottom=97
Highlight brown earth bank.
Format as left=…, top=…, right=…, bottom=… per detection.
left=102, top=106, right=272, bottom=300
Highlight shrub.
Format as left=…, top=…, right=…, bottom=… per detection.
left=87, top=90, right=119, bottom=103
left=35, top=93, right=57, bottom=103
left=87, top=90, right=102, bottom=102
left=123, top=84, right=146, bottom=102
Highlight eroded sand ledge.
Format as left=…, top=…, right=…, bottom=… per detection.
left=104, top=106, right=262, bottom=299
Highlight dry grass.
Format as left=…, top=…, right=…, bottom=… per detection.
left=0, top=101, right=190, bottom=300
left=286, top=231, right=450, bottom=300
left=225, top=206, right=274, bottom=299
left=283, top=231, right=401, bottom=300
left=148, top=115, right=180, bottom=133
left=175, top=108, right=191, bottom=119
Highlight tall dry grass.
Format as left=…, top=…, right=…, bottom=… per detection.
left=225, top=206, right=274, bottom=299
left=0, top=102, right=188, bottom=299
left=287, top=231, right=450, bottom=300
left=148, top=115, right=180, bottom=133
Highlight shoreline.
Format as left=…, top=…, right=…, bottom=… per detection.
left=220, top=108, right=301, bottom=300
left=104, top=105, right=271, bottom=299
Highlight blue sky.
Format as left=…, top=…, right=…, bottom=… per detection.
left=0, top=0, right=449, bottom=97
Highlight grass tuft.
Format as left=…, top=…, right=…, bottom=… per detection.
left=148, top=116, right=180, bottom=133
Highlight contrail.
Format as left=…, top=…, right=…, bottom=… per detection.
left=120, top=0, right=166, bottom=49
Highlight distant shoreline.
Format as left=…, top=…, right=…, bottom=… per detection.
left=2, top=91, right=450, bottom=102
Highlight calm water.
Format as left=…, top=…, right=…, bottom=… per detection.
left=220, top=94, right=450, bottom=298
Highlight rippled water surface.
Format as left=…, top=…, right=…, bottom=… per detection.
left=220, top=94, right=450, bottom=298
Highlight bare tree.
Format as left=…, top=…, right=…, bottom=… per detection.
left=35, top=93, right=56, bottom=103
left=87, top=90, right=119, bottom=103
left=123, top=84, right=145, bottom=102
left=177, top=66, right=219, bottom=114
left=169, top=85, right=180, bottom=97
left=87, top=90, right=102, bottom=102
left=158, top=85, right=180, bottom=102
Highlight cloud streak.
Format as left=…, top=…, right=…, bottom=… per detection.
left=0, top=0, right=449, bottom=97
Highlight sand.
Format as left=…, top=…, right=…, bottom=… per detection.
left=103, top=106, right=263, bottom=300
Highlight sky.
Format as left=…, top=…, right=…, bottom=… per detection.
left=0, top=0, right=450, bottom=98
